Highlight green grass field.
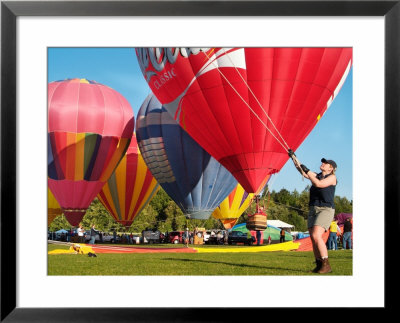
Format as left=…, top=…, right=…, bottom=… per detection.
left=47, top=243, right=352, bottom=276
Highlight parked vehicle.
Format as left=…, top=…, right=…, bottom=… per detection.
left=168, top=231, right=184, bottom=244
left=207, top=230, right=226, bottom=245
left=102, top=234, right=121, bottom=243
left=228, top=231, right=255, bottom=246
left=84, top=232, right=120, bottom=243
left=142, top=230, right=162, bottom=244
left=84, top=231, right=99, bottom=242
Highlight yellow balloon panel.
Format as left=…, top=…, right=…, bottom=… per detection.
left=48, top=187, right=62, bottom=226
left=212, top=184, right=254, bottom=222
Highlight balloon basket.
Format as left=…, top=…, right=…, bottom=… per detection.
left=246, top=212, right=267, bottom=231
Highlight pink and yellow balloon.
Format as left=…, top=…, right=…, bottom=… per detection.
left=48, top=78, right=134, bottom=226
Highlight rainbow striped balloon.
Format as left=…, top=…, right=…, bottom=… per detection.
left=97, top=133, right=159, bottom=227
left=48, top=78, right=134, bottom=226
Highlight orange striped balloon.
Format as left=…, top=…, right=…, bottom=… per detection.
left=97, top=133, right=159, bottom=227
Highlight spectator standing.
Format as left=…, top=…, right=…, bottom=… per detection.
left=342, top=217, right=353, bottom=249
left=184, top=228, right=189, bottom=247
left=89, top=224, right=99, bottom=244
left=336, top=225, right=342, bottom=249
left=77, top=223, right=85, bottom=243
left=328, top=220, right=339, bottom=250
left=280, top=229, right=286, bottom=243
left=256, top=230, right=262, bottom=246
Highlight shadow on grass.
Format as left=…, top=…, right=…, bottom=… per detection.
left=162, top=257, right=307, bottom=274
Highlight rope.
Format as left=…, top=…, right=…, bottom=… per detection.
left=221, top=48, right=291, bottom=150
left=202, top=49, right=290, bottom=153
left=271, top=201, right=308, bottom=214
left=290, top=153, right=307, bottom=178
left=201, top=48, right=313, bottom=182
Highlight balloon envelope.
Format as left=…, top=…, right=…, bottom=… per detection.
left=136, top=94, right=237, bottom=220
left=212, top=176, right=270, bottom=229
left=48, top=78, right=134, bottom=226
left=212, top=184, right=254, bottom=230
left=97, top=133, right=160, bottom=227
left=136, top=48, right=352, bottom=193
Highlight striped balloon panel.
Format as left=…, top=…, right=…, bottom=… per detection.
left=48, top=132, right=130, bottom=182
left=48, top=187, right=61, bottom=210
left=220, top=218, right=239, bottom=230
left=97, top=134, right=159, bottom=227
left=48, top=187, right=62, bottom=226
left=212, top=183, right=254, bottom=221
left=136, top=94, right=237, bottom=220
left=138, top=137, right=176, bottom=183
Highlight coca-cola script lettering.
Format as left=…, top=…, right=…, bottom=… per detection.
left=136, top=48, right=211, bottom=82
left=153, top=68, right=177, bottom=90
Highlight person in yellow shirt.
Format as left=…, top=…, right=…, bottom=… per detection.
left=328, top=220, right=339, bottom=250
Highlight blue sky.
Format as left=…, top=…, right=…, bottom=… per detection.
left=48, top=47, right=353, bottom=200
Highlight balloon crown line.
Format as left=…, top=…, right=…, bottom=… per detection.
left=53, top=78, right=114, bottom=90
left=53, top=78, right=98, bottom=84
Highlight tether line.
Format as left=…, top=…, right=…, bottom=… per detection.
left=203, top=48, right=291, bottom=153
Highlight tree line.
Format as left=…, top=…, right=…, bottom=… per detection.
left=49, top=186, right=353, bottom=234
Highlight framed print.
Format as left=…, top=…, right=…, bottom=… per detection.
left=1, top=0, right=398, bottom=320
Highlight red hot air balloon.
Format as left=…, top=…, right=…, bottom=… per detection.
left=48, top=79, right=134, bottom=226
left=97, top=133, right=160, bottom=228
left=136, top=48, right=352, bottom=193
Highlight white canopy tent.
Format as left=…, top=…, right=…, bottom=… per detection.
left=267, top=220, right=295, bottom=231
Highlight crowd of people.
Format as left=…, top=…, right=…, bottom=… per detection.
left=327, top=218, right=353, bottom=250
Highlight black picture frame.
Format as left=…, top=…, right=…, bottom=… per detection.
left=1, top=0, right=397, bottom=320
